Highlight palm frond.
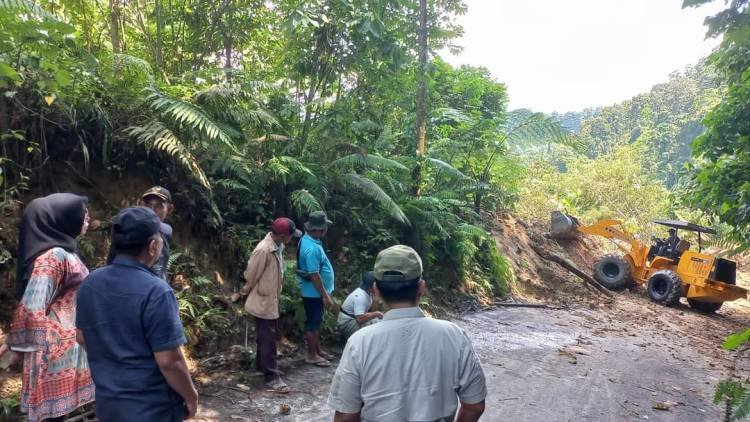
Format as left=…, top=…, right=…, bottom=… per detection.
left=126, top=121, right=211, bottom=189
left=338, top=173, right=410, bottom=225
left=144, top=88, right=236, bottom=151
left=329, top=154, right=408, bottom=172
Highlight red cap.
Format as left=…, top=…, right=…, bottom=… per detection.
left=271, top=218, right=302, bottom=237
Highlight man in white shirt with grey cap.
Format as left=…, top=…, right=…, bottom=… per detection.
left=328, top=244, right=487, bottom=422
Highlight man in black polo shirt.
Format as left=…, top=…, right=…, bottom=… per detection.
left=76, top=207, right=198, bottom=421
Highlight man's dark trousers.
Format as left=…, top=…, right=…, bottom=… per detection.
left=255, top=317, right=281, bottom=382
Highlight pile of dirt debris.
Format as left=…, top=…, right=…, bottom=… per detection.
left=490, top=213, right=613, bottom=306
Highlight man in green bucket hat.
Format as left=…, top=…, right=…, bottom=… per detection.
left=297, top=211, right=336, bottom=367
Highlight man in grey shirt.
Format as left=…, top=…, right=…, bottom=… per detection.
left=328, top=245, right=486, bottom=422
left=336, top=271, right=383, bottom=339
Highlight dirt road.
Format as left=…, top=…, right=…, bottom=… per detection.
left=196, top=292, right=750, bottom=421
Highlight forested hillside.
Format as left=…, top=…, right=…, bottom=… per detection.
left=0, top=0, right=544, bottom=342
left=3, top=0, right=750, bottom=419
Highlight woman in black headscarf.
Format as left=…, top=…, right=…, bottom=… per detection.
left=2, top=193, right=95, bottom=422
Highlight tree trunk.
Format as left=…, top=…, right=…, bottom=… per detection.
left=109, top=0, right=122, bottom=53
left=413, top=0, right=428, bottom=196
left=155, top=0, right=164, bottom=71
left=531, top=245, right=614, bottom=297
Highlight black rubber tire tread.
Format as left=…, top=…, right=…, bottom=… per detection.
left=647, top=270, right=683, bottom=306
left=593, top=254, right=633, bottom=291
left=687, top=298, right=723, bottom=313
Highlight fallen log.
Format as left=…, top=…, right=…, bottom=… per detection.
left=531, top=245, right=614, bottom=297
left=493, top=301, right=561, bottom=310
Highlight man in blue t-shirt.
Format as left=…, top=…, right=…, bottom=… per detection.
left=297, top=210, right=335, bottom=367
left=76, top=207, right=198, bottom=421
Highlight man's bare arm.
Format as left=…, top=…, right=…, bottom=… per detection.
left=354, top=312, right=383, bottom=324
left=76, top=329, right=86, bottom=351
left=334, top=411, right=361, bottom=422
left=309, top=273, right=334, bottom=307
left=155, top=347, right=199, bottom=419
left=455, top=400, right=485, bottom=422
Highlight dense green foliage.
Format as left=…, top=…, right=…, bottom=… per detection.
left=681, top=2, right=750, bottom=420
left=684, top=0, right=750, bottom=245
left=0, top=0, right=537, bottom=327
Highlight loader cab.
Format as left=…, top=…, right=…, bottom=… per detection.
left=649, top=219, right=715, bottom=264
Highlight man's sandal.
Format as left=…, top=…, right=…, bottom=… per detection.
left=266, top=379, right=290, bottom=394
left=319, top=351, right=335, bottom=361
left=305, top=358, right=331, bottom=367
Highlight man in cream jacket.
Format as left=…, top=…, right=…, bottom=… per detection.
left=237, top=217, right=301, bottom=393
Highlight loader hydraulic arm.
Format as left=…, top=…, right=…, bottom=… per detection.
left=576, top=219, right=647, bottom=254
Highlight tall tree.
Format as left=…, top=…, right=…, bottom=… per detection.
left=413, top=0, right=428, bottom=196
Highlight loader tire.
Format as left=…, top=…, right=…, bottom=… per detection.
left=647, top=270, right=683, bottom=306
left=593, top=255, right=632, bottom=291
left=687, top=299, right=723, bottom=313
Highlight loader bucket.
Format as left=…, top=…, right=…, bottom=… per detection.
left=551, top=211, right=580, bottom=239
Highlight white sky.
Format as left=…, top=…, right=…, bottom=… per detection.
left=442, top=0, right=724, bottom=113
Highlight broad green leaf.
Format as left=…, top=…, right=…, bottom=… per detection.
left=723, top=328, right=750, bottom=350
left=0, top=62, right=19, bottom=81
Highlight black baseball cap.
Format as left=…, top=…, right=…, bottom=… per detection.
left=112, top=207, right=162, bottom=249
left=360, top=271, right=376, bottom=290
left=141, top=186, right=172, bottom=202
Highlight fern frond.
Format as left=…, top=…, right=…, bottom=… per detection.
left=210, top=154, right=257, bottom=186
left=432, top=107, right=475, bottom=125
left=253, top=134, right=291, bottom=142
left=329, top=154, right=408, bottom=172
left=0, top=0, right=53, bottom=18
left=423, top=157, right=470, bottom=180
left=503, top=110, right=584, bottom=154
left=112, top=54, right=155, bottom=86
left=144, top=88, right=236, bottom=151
left=732, top=390, right=750, bottom=421
left=265, top=156, right=318, bottom=185
left=290, top=189, right=323, bottom=215
left=126, top=121, right=211, bottom=189
left=402, top=203, right=455, bottom=238
left=215, top=178, right=254, bottom=193
left=195, top=84, right=278, bottom=129
left=338, top=173, right=409, bottom=225
left=456, top=223, right=489, bottom=239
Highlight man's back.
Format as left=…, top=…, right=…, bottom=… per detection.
left=76, top=256, right=186, bottom=421
left=329, top=307, right=486, bottom=422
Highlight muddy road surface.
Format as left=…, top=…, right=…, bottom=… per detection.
left=196, top=293, right=750, bottom=421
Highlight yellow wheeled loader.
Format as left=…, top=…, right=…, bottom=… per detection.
left=551, top=211, right=748, bottom=312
